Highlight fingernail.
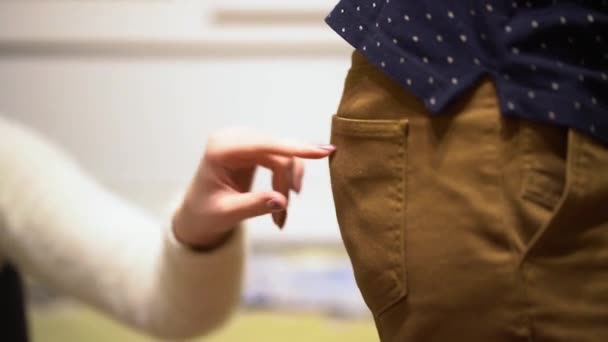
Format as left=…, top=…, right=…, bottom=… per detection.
left=293, top=180, right=302, bottom=194
left=277, top=212, right=287, bottom=230
left=316, top=144, right=336, bottom=152
left=272, top=213, right=279, bottom=227
left=266, top=200, right=285, bottom=212
left=272, top=212, right=286, bottom=230
left=292, top=174, right=302, bottom=194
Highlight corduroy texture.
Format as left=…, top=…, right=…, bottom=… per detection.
left=329, top=51, right=608, bottom=342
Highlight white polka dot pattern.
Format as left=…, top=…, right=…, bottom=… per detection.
left=326, top=0, right=608, bottom=143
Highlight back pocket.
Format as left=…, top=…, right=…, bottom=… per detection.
left=329, top=115, right=408, bottom=316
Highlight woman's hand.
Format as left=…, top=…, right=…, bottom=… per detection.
left=172, top=128, right=335, bottom=249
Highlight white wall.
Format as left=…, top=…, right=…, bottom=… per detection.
left=0, top=0, right=352, bottom=243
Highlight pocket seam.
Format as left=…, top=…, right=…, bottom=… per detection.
left=382, top=119, right=408, bottom=315
left=521, top=170, right=564, bottom=211
left=332, top=115, right=409, bottom=138
left=330, top=114, right=409, bottom=316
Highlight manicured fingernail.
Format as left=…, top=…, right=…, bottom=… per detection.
left=292, top=172, right=302, bottom=194
left=266, top=200, right=285, bottom=212
left=272, top=212, right=286, bottom=230
left=277, top=211, right=287, bottom=230
left=316, top=144, right=336, bottom=152
left=272, top=213, right=279, bottom=227
left=293, top=178, right=302, bottom=194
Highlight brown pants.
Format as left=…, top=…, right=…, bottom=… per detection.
left=329, top=52, right=608, bottom=342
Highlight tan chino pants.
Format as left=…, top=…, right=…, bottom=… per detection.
left=329, top=52, right=608, bottom=342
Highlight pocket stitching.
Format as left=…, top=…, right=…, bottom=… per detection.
left=521, top=170, right=564, bottom=211
left=330, top=115, right=409, bottom=315
left=332, top=115, right=408, bottom=138
left=378, top=124, right=408, bottom=314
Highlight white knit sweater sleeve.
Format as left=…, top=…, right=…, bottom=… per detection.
left=0, top=116, right=244, bottom=340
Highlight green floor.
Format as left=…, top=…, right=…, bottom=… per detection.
left=31, top=305, right=378, bottom=342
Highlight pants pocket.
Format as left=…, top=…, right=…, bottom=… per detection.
left=329, top=114, right=409, bottom=316
left=519, top=122, right=568, bottom=212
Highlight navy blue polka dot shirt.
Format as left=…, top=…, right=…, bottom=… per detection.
left=326, top=0, right=608, bottom=144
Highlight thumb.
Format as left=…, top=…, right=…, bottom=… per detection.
left=219, top=191, right=287, bottom=223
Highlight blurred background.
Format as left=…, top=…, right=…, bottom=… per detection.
left=0, top=0, right=377, bottom=341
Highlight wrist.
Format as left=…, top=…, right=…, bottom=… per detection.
left=172, top=207, right=233, bottom=251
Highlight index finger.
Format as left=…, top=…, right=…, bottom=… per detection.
left=236, top=142, right=335, bottom=159
left=207, top=129, right=336, bottom=160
